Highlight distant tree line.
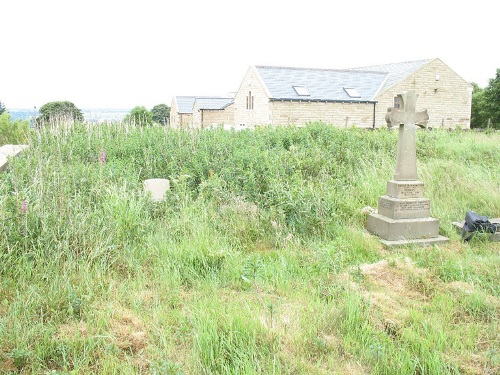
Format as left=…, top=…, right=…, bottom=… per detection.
left=124, top=104, right=171, bottom=126
left=22, top=101, right=171, bottom=127
left=471, top=68, right=500, bottom=129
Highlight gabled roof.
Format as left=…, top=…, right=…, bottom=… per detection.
left=175, top=96, right=198, bottom=114
left=253, top=59, right=435, bottom=102
left=195, top=97, right=234, bottom=110
left=350, top=59, right=433, bottom=92
left=254, top=65, right=388, bottom=102
left=174, top=96, right=234, bottom=113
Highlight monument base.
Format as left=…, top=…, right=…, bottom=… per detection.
left=378, top=235, right=449, bottom=248
left=367, top=212, right=448, bottom=246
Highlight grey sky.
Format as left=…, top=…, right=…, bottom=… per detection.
left=2, top=0, right=498, bottom=109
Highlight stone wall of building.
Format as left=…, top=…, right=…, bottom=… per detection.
left=374, top=59, right=472, bottom=129
left=192, top=104, right=235, bottom=128
left=169, top=99, right=179, bottom=127
left=233, top=67, right=271, bottom=127
left=269, top=101, right=376, bottom=127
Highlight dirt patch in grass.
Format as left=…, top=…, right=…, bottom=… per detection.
left=346, top=257, right=500, bottom=374
left=346, top=258, right=434, bottom=326
left=57, top=321, right=89, bottom=340
left=109, top=306, right=149, bottom=354
left=0, top=357, right=16, bottom=373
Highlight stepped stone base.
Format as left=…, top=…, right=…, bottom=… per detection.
left=386, top=180, right=424, bottom=198
left=378, top=235, right=450, bottom=247
left=378, top=195, right=430, bottom=219
left=367, top=213, right=441, bottom=241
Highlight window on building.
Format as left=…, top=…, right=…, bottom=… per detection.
left=246, top=91, right=254, bottom=110
left=394, top=96, right=401, bottom=109
left=344, top=87, right=361, bottom=98
left=293, top=86, right=310, bottom=96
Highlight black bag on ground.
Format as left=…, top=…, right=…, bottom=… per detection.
left=462, top=211, right=498, bottom=241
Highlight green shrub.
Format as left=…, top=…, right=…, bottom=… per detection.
left=0, top=113, right=30, bottom=144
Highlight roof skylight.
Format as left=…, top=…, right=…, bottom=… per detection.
left=293, top=86, right=310, bottom=96
left=344, top=87, right=361, bottom=98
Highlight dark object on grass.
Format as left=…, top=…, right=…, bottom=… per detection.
left=462, top=211, right=499, bottom=241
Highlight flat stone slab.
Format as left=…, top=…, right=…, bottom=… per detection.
left=379, top=235, right=449, bottom=248
left=0, top=144, right=29, bottom=157
left=0, top=153, right=7, bottom=172
left=0, top=144, right=29, bottom=173
left=144, top=178, right=170, bottom=202
left=452, top=218, right=500, bottom=242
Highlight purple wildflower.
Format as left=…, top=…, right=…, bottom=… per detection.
left=21, top=200, right=28, bottom=213
left=99, top=149, right=107, bottom=166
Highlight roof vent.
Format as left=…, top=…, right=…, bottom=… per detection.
left=344, top=87, right=361, bottom=98
left=293, top=86, right=310, bottom=96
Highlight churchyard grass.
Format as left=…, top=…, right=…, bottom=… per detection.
left=0, top=123, right=498, bottom=374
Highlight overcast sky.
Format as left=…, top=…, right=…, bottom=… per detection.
left=2, top=0, right=498, bottom=109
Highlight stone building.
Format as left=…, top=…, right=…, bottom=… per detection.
left=170, top=96, right=234, bottom=128
left=170, top=96, right=196, bottom=128
left=171, top=58, right=472, bottom=129
left=192, top=98, right=234, bottom=129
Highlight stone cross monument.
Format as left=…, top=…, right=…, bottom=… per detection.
left=367, top=91, right=448, bottom=246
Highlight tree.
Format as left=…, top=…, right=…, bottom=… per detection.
left=470, top=83, right=488, bottom=128
left=0, top=101, right=6, bottom=115
left=123, top=106, right=152, bottom=126
left=483, top=68, right=500, bottom=129
left=151, top=104, right=170, bottom=126
left=38, top=101, right=84, bottom=125
left=0, top=113, right=30, bottom=144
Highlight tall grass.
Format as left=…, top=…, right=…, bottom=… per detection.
left=0, top=123, right=498, bottom=374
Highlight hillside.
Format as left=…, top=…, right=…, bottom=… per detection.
left=0, top=123, right=499, bottom=374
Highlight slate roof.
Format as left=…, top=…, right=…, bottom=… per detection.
left=254, top=59, right=434, bottom=102
left=350, top=59, right=432, bottom=92
left=175, top=96, right=197, bottom=114
left=195, top=97, right=234, bottom=110
left=255, top=66, right=387, bottom=102
left=175, top=96, right=234, bottom=113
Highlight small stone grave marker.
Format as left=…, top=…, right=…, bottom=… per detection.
left=366, top=91, right=448, bottom=247
left=143, top=178, right=170, bottom=202
left=0, top=144, right=29, bottom=173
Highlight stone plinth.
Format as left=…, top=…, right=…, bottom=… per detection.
left=377, top=196, right=431, bottom=220
left=367, top=180, right=447, bottom=247
left=386, top=180, right=424, bottom=198
left=144, top=179, right=170, bottom=202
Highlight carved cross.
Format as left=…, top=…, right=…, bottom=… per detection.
left=386, top=91, right=429, bottom=181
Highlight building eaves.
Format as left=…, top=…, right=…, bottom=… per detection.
left=195, top=97, right=234, bottom=110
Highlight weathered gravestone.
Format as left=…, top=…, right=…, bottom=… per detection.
left=0, top=144, right=29, bottom=172
left=366, top=91, right=448, bottom=246
left=143, top=178, right=170, bottom=202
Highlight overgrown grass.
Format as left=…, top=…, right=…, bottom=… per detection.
left=0, top=123, right=498, bottom=374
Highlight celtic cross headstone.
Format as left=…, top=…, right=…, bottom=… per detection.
left=367, top=91, right=448, bottom=246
